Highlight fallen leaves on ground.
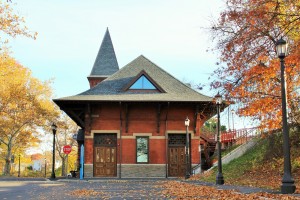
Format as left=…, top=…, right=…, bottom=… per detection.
left=159, top=181, right=300, bottom=200
left=69, top=189, right=104, bottom=197
left=224, top=161, right=300, bottom=194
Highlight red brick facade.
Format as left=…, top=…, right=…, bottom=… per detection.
left=80, top=102, right=207, bottom=177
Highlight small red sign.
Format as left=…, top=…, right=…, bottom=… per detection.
left=63, top=145, right=72, bottom=154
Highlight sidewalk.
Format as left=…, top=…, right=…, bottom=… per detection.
left=0, top=177, right=49, bottom=181
left=183, top=180, right=300, bottom=199
left=0, top=176, right=299, bottom=198
left=185, top=180, right=275, bottom=194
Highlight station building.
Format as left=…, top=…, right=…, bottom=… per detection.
left=54, top=29, right=218, bottom=178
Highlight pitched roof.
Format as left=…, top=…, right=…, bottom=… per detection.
left=54, top=55, right=213, bottom=102
left=88, top=28, right=119, bottom=77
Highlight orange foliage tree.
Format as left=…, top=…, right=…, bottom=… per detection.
left=0, top=52, right=58, bottom=175
left=209, top=0, right=300, bottom=129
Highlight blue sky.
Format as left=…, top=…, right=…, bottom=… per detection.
left=9, top=0, right=253, bottom=130
left=10, top=0, right=223, bottom=98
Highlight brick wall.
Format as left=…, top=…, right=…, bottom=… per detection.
left=83, top=102, right=204, bottom=177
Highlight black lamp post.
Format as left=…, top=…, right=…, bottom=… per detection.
left=215, top=92, right=224, bottom=185
left=51, top=123, right=57, bottom=179
left=276, top=38, right=296, bottom=194
left=44, top=158, right=47, bottom=178
left=18, top=154, right=20, bottom=177
left=231, top=109, right=235, bottom=131
left=185, top=117, right=190, bottom=179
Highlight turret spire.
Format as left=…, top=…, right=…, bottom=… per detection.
left=88, top=28, right=119, bottom=88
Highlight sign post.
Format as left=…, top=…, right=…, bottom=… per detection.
left=63, top=145, right=72, bottom=177
left=63, top=145, right=72, bottom=154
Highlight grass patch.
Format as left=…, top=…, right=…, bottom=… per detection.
left=201, top=138, right=268, bottom=183
left=221, top=143, right=241, bottom=157
left=199, top=129, right=300, bottom=192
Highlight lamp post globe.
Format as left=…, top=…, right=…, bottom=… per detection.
left=185, top=117, right=190, bottom=179
left=51, top=123, right=57, bottom=179
left=276, top=38, right=296, bottom=194
left=276, top=38, right=288, bottom=58
left=215, top=92, right=224, bottom=185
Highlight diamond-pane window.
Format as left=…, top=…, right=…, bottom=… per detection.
left=129, top=75, right=156, bottom=89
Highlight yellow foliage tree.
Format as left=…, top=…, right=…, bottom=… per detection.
left=55, top=114, right=78, bottom=177
left=0, top=0, right=37, bottom=49
left=0, top=52, right=59, bottom=175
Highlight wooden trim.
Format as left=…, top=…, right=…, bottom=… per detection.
left=87, top=131, right=199, bottom=140
left=87, top=130, right=121, bottom=139
left=122, top=133, right=165, bottom=139
left=66, top=109, right=85, bottom=128
left=165, top=102, right=169, bottom=178
left=157, top=104, right=161, bottom=133
left=125, top=104, right=129, bottom=133
left=165, top=130, right=199, bottom=139
left=119, top=102, right=122, bottom=178
left=194, top=105, right=199, bottom=133
left=87, top=103, right=92, bottom=128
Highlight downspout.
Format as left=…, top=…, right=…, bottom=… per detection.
left=119, top=102, right=122, bottom=178
left=165, top=102, right=170, bottom=178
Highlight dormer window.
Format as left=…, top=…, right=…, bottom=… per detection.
left=129, top=75, right=156, bottom=89
left=122, top=70, right=165, bottom=93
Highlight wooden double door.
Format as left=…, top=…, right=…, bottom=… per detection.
left=94, top=134, right=117, bottom=177
left=168, top=134, right=190, bottom=177
left=168, top=147, right=186, bottom=177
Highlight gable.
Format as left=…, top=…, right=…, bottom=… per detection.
left=129, top=75, right=156, bottom=89
left=123, top=70, right=165, bottom=92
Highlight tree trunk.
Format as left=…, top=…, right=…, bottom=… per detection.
left=61, top=156, right=66, bottom=176
left=3, top=145, right=12, bottom=176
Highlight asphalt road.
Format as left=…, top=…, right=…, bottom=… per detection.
left=0, top=179, right=166, bottom=200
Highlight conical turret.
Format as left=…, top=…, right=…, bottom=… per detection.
left=87, top=28, right=119, bottom=88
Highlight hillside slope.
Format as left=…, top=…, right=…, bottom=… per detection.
left=198, top=130, right=300, bottom=193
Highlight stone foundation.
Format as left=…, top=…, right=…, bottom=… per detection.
left=83, top=164, right=166, bottom=178
left=120, top=164, right=166, bottom=178
left=84, top=164, right=93, bottom=178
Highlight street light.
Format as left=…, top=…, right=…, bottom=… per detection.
left=276, top=38, right=296, bottom=194
left=51, top=123, right=57, bottom=179
left=44, top=158, right=47, bottom=178
left=215, top=92, right=224, bottom=185
left=185, top=117, right=190, bottom=179
left=231, top=109, right=235, bottom=131
left=18, top=154, right=20, bottom=177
